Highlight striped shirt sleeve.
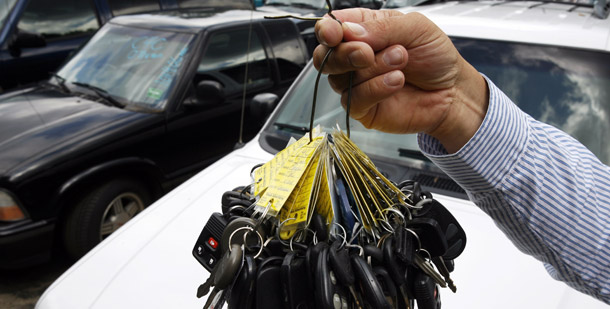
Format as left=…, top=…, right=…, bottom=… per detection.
left=418, top=76, right=610, bottom=303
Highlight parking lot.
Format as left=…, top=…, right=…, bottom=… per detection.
left=0, top=258, right=71, bottom=309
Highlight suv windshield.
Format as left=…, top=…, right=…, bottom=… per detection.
left=57, top=23, right=196, bottom=111
left=265, top=0, right=326, bottom=9
left=263, top=38, right=610, bottom=167
left=0, top=0, right=17, bottom=27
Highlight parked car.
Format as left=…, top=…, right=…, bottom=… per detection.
left=36, top=1, right=610, bottom=308
left=0, top=0, right=254, bottom=92
left=0, top=8, right=311, bottom=269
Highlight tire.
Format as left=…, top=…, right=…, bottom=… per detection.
left=63, top=178, right=151, bottom=259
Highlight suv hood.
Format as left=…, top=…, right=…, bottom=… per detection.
left=36, top=139, right=607, bottom=308
left=0, top=87, right=135, bottom=176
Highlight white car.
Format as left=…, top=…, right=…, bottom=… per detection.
left=37, top=1, right=610, bottom=308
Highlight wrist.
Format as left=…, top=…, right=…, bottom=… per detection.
left=428, top=58, right=489, bottom=153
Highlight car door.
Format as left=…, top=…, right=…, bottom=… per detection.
left=162, top=23, right=277, bottom=177
left=0, top=0, right=100, bottom=90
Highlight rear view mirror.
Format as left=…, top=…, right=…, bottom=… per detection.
left=250, top=93, right=279, bottom=125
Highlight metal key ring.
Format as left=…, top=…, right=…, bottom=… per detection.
left=405, top=228, right=423, bottom=251
left=289, top=228, right=316, bottom=252
left=228, top=226, right=264, bottom=259
left=383, top=207, right=406, bottom=226
left=276, top=217, right=296, bottom=247
left=330, top=222, right=347, bottom=249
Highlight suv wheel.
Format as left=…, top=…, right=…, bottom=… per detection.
left=64, top=178, right=151, bottom=259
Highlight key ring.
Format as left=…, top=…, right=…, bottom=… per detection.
left=228, top=226, right=264, bottom=259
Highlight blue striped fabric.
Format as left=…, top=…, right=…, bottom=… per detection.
left=418, top=77, right=610, bottom=303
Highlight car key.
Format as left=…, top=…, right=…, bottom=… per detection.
left=282, top=251, right=312, bottom=309
left=220, top=217, right=266, bottom=254
left=413, top=270, right=442, bottom=309
left=228, top=255, right=257, bottom=309
left=329, top=240, right=364, bottom=309
left=201, top=244, right=243, bottom=309
left=351, top=254, right=392, bottom=309
left=432, top=256, right=457, bottom=293
left=373, top=266, right=398, bottom=308
left=407, top=217, right=448, bottom=258
left=413, top=199, right=467, bottom=260
left=193, top=212, right=228, bottom=271
left=314, top=245, right=351, bottom=309
left=413, top=253, right=447, bottom=288
left=382, top=236, right=412, bottom=309
left=256, top=256, right=284, bottom=309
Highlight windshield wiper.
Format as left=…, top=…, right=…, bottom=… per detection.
left=72, top=82, right=125, bottom=108
left=289, top=2, right=320, bottom=8
left=398, top=148, right=430, bottom=162
left=49, top=72, right=71, bottom=94
left=274, top=122, right=309, bottom=133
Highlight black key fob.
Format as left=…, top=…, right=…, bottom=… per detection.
left=256, top=256, right=284, bottom=309
left=282, top=251, right=312, bottom=309
left=351, top=254, right=392, bottom=309
left=193, top=212, right=227, bottom=271
left=228, top=255, right=257, bottom=309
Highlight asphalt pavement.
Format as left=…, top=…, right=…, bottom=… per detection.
left=0, top=257, right=72, bottom=309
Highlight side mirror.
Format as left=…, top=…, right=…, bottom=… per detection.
left=9, top=29, right=46, bottom=56
left=250, top=93, right=279, bottom=125
left=194, top=80, right=225, bottom=106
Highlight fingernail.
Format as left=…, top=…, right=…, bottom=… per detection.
left=316, top=33, right=327, bottom=46
left=383, top=47, right=404, bottom=66
left=384, top=71, right=403, bottom=87
left=344, top=22, right=366, bottom=36
left=348, top=50, right=367, bottom=68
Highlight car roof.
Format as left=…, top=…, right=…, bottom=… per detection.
left=396, top=1, right=610, bottom=52
left=109, top=8, right=280, bottom=33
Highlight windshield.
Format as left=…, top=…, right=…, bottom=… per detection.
left=57, top=23, right=196, bottom=111
left=264, top=38, right=610, bottom=166
left=265, top=0, right=326, bottom=9
left=384, top=0, right=430, bottom=8
left=0, top=0, right=17, bottom=27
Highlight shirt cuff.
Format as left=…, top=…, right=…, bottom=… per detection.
left=417, top=75, right=530, bottom=192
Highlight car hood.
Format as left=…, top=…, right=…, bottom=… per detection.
left=0, top=87, right=136, bottom=176
left=36, top=138, right=608, bottom=309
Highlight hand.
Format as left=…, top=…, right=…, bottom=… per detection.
left=313, top=9, right=488, bottom=153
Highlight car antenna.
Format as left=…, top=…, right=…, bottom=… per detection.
left=235, top=0, right=257, bottom=149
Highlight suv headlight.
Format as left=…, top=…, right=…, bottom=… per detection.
left=0, top=190, right=26, bottom=221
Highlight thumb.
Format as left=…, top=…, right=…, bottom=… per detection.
left=341, top=12, right=443, bottom=52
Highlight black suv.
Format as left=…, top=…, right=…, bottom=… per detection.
left=0, top=8, right=309, bottom=268
left=0, top=0, right=253, bottom=92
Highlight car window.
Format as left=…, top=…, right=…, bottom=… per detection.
left=108, top=0, right=160, bottom=16
left=197, top=28, right=271, bottom=92
left=57, top=23, right=196, bottom=111
left=453, top=38, right=610, bottom=165
left=262, top=20, right=306, bottom=81
left=264, top=38, right=610, bottom=167
left=0, top=0, right=17, bottom=28
left=178, top=0, right=253, bottom=9
left=17, top=0, right=98, bottom=39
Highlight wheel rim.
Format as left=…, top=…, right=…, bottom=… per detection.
left=99, top=192, right=144, bottom=240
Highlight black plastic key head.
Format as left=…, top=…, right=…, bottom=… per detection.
left=351, top=254, right=392, bottom=309
left=407, top=218, right=448, bottom=258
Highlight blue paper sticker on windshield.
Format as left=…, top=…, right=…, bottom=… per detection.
left=128, top=36, right=166, bottom=60
left=154, top=47, right=188, bottom=88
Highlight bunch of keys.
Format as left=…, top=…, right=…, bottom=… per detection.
left=192, top=165, right=466, bottom=309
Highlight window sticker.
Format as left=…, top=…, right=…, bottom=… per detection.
left=147, top=87, right=164, bottom=99
left=128, top=36, right=167, bottom=60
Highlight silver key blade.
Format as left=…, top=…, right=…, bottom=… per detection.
left=414, top=254, right=447, bottom=288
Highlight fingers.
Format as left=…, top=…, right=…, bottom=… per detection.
left=327, top=44, right=408, bottom=92
left=341, top=70, right=405, bottom=121
left=314, top=9, right=403, bottom=47
left=312, top=41, right=375, bottom=74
